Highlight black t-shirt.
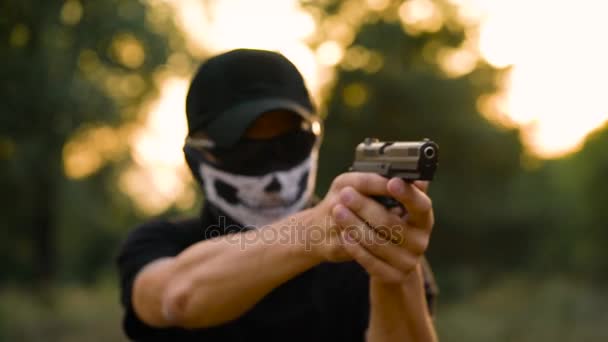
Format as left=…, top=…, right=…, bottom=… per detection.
left=117, top=206, right=438, bottom=341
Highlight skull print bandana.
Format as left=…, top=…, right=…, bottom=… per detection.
left=197, top=152, right=317, bottom=228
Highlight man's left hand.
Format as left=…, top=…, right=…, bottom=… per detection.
left=331, top=177, right=434, bottom=283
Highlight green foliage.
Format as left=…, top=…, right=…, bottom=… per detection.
left=0, top=0, right=177, bottom=284
left=528, top=125, right=608, bottom=279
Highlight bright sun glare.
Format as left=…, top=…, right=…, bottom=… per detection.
left=471, top=0, right=608, bottom=158
left=120, top=0, right=608, bottom=213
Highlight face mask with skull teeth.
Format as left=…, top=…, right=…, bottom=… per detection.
left=198, top=153, right=317, bottom=228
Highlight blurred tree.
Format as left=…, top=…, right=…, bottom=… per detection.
left=533, top=124, right=608, bottom=280
left=574, top=126, right=608, bottom=279
left=0, top=0, right=179, bottom=285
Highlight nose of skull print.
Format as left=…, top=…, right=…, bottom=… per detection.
left=264, top=176, right=281, bottom=193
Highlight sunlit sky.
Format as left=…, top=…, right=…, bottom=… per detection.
left=70, top=0, right=608, bottom=214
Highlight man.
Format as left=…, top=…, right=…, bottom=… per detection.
left=117, top=49, right=439, bottom=341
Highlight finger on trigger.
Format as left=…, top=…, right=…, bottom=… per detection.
left=387, top=178, right=433, bottom=227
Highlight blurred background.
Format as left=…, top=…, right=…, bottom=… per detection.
left=2, top=0, right=608, bottom=340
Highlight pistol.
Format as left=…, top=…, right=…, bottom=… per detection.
left=349, top=137, right=439, bottom=207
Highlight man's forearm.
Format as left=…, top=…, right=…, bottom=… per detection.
left=366, top=264, right=437, bottom=342
left=164, top=208, right=323, bottom=328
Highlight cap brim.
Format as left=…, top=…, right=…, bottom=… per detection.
left=205, top=98, right=314, bottom=147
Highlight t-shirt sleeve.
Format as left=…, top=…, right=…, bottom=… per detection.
left=116, top=220, right=183, bottom=340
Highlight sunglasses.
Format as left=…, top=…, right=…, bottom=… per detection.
left=185, top=119, right=322, bottom=175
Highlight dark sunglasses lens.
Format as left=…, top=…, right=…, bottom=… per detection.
left=211, top=130, right=317, bottom=175
left=284, top=130, right=316, bottom=159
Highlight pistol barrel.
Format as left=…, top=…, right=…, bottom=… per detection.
left=350, top=138, right=439, bottom=181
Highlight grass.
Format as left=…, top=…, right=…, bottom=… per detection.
left=436, top=274, right=608, bottom=341
left=0, top=280, right=127, bottom=342
left=0, top=274, right=606, bottom=341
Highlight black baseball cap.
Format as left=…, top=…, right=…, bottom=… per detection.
left=185, top=49, right=316, bottom=147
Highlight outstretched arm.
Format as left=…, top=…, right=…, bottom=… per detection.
left=132, top=208, right=325, bottom=328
